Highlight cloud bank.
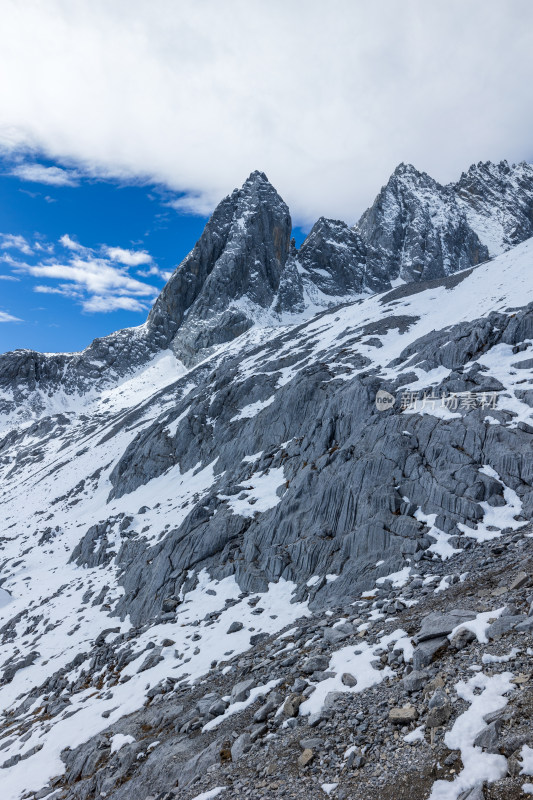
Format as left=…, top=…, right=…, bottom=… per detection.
left=0, top=1, right=532, bottom=223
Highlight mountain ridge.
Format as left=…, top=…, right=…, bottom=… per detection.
left=2, top=159, right=533, bottom=428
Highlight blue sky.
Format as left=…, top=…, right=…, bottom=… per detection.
left=0, top=156, right=307, bottom=354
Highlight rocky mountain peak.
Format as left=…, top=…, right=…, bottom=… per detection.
left=453, top=160, right=533, bottom=254
left=357, top=162, right=488, bottom=284
left=391, top=161, right=431, bottom=181
left=294, top=217, right=369, bottom=297
left=2, top=156, right=533, bottom=800
left=146, top=170, right=292, bottom=362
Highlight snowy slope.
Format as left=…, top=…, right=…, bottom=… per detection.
left=1, top=234, right=532, bottom=796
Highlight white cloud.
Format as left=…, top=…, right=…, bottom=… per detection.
left=59, top=233, right=84, bottom=251
left=0, top=310, right=21, bottom=322
left=24, top=257, right=159, bottom=298
left=0, top=1, right=532, bottom=223
left=10, top=163, right=79, bottom=187
left=105, top=246, right=153, bottom=266
left=0, top=233, right=32, bottom=254
left=82, top=295, right=148, bottom=313
left=3, top=230, right=161, bottom=313
left=167, top=195, right=216, bottom=217
left=34, top=284, right=82, bottom=298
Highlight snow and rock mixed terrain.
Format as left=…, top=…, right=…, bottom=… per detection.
left=0, top=161, right=532, bottom=800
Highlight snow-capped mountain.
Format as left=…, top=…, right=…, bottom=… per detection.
left=1, top=161, right=533, bottom=800
left=3, top=161, right=532, bottom=420
left=356, top=163, right=489, bottom=284
left=454, top=160, right=533, bottom=256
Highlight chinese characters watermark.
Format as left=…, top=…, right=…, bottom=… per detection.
left=375, top=388, right=500, bottom=412
left=400, top=390, right=498, bottom=412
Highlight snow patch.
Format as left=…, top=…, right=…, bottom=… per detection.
left=110, top=733, right=135, bottom=754
left=429, top=671, right=514, bottom=800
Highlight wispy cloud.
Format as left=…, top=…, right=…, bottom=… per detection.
left=34, top=283, right=151, bottom=313
left=0, top=233, right=33, bottom=255
left=25, top=257, right=158, bottom=299
left=11, top=163, right=79, bottom=187
left=3, top=230, right=162, bottom=314
left=59, top=233, right=85, bottom=251
left=82, top=295, right=148, bottom=313
left=166, top=195, right=216, bottom=217
left=105, top=246, right=153, bottom=266
left=34, top=284, right=82, bottom=298
left=0, top=310, right=21, bottom=322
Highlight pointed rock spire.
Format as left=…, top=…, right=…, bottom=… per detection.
left=146, top=171, right=292, bottom=361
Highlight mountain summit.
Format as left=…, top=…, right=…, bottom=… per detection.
left=146, top=170, right=292, bottom=361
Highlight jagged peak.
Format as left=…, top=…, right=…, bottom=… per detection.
left=316, top=216, right=349, bottom=228
left=389, top=161, right=443, bottom=192
left=229, top=170, right=289, bottom=218
left=308, top=216, right=351, bottom=234
left=303, top=218, right=365, bottom=255
left=392, top=161, right=421, bottom=177
left=244, top=169, right=270, bottom=186
left=458, top=159, right=513, bottom=181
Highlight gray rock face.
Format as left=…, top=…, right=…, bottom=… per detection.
left=230, top=732, right=252, bottom=761
left=426, top=689, right=452, bottom=728
left=2, top=159, right=533, bottom=797
left=147, top=170, right=292, bottom=362
left=402, top=670, right=428, bottom=693
left=98, top=294, right=533, bottom=626
left=357, top=163, right=489, bottom=285
left=454, top=160, right=533, bottom=254
left=412, top=638, right=449, bottom=671
left=282, top=217, right=370, bottom=303
left=231, top=680, right=255, bottom=703
left=0, top=326, right=160, bottom=420
left=473, top=719, right=502, bottom=752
